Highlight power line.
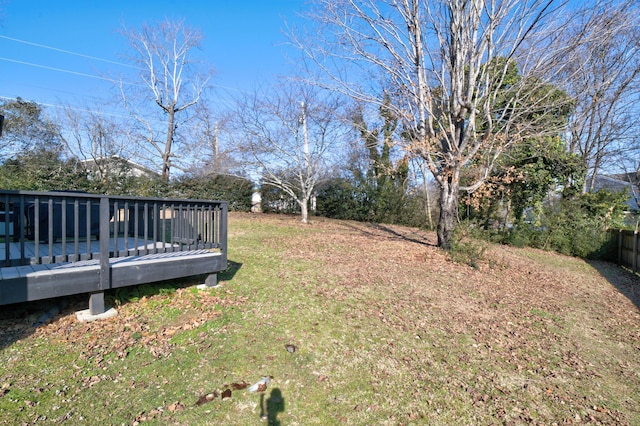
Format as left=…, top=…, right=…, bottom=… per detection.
left=0, top=95, right=130, bottom=119
left=0, top=56, right=238, bottom=94
left=0, top=56, right=119, bottom=83
left=0, top=35, right=244, bottom=93
left=0, top=34, right=140, bottom=69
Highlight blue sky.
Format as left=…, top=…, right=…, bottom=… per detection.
left=0, top=0, right=307, bottom=110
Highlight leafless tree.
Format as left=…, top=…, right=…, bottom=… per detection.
left=179, top=104, right=241, bottom=177
left=59, top=106, right=134, bottom=186
left=119, top=18, right=213, bottom=180
left=292, top=0, right=574, bottom=249
left=230, top=83, right=348, bottom=223
left=560, top=0, right=640, bottom=193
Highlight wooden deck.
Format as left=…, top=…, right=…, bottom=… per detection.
left=0, top=191, right=228, bottom=314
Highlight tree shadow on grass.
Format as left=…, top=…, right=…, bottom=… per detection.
left=587, top=259, right=640, bottom=311
left=342, top=222, right=437, bottom=247
left=370, top=223, right=438, bottom=247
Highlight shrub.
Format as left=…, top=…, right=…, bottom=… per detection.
left=449, top=222, right=488, bottom=268
left=173, top=174, right=253, bottom=211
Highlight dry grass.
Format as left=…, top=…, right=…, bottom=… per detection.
left=1, top=212, right=639, bottom=425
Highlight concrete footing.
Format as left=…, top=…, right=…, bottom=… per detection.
left=196, top=282, right=221, bottom=290
left=75, top=307, right=118, bottom=322
left=197, top=273, right=220, bottom=290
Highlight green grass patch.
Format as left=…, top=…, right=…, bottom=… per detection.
left=1, top=213, right=639, bottom=425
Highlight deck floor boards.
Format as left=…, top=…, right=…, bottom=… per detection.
left=1, top=237, right=181, bottom=265
left=2, top=249, right=221, bottom=280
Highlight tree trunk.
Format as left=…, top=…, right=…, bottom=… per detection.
left=300, top=198, right=309, bottom=224
left=584, top=155, right=602, bottom=194
left=421, top=162, right=434, bottom=230
left=437, top=173, right=460, bottom=250
left=162, top=107, right=176, bottom=181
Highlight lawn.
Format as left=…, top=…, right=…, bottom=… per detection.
left=1, top=212, right=639, bottom=425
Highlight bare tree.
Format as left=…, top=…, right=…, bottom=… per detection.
left=561, top=0, right=640, bottom=192
left=292, top=0, right=573, bottom=249
left=230, top=83, right=347, bottom=223
left=180, top=104, right=241, bottom=177
left=120, top=18, right=213, bottom=180
left=59, top=107, right=137, bottom=191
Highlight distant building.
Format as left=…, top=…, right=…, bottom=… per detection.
left=78, top=155, right=160, bottom=180
left=251, top=191, right=262, bottom=213
left=591, top=173, right=639, bottom=212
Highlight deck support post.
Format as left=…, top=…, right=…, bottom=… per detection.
left=89, top=292, right=105, bottom=315
left=204, top=273, right=218, bottom=287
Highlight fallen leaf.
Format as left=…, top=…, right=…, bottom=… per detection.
left=168, top=401, right=185, bottom=412
left=231, top=381, right=248, bottom=390
left=194, top=391, right=219, bottom=406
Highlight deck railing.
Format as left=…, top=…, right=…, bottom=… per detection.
left=1, top=190, right=228, bottom=268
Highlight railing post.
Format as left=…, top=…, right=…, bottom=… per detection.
left=92, top=196, right=111, bottom=315
left=220, top=202, right=228, bottom=268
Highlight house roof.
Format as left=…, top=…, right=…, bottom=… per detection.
left=78, top=155, right=160, bottom=178
left=592, top=174, right=639, bottom=211
left=607, top=172, right=640, bottom=185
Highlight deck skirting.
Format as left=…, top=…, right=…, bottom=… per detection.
left=0, top=249, right=224, bottom=305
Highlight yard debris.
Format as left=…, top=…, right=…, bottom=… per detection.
left=316, top=374, right=329, bottom=383
left=167, top=401, right=185, bottom=412
left=247, top=376, right=272, bottom=393
left=194, top=391, right=219, bottom=406
left=231, top=381, right=248, bottom=390
left=284, top=344, right=296, bottom=353
left=193, top=380, right=251, bottom=407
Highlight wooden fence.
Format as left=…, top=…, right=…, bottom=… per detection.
left=613, top=229, right=640, bottom=273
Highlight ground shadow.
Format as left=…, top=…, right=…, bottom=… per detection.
left=588, top=259, right=640, bottom=311
left=0, top=294, right=86, bottom=351
left=260, top=388, right=285, bottom=425
left=218, top=260, right=243, bottom=282
left=342, top=222, right=437, bottom=247
left=369, top=223, right=438, bottom=247
left=0, top=260, right=243, bottom=350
